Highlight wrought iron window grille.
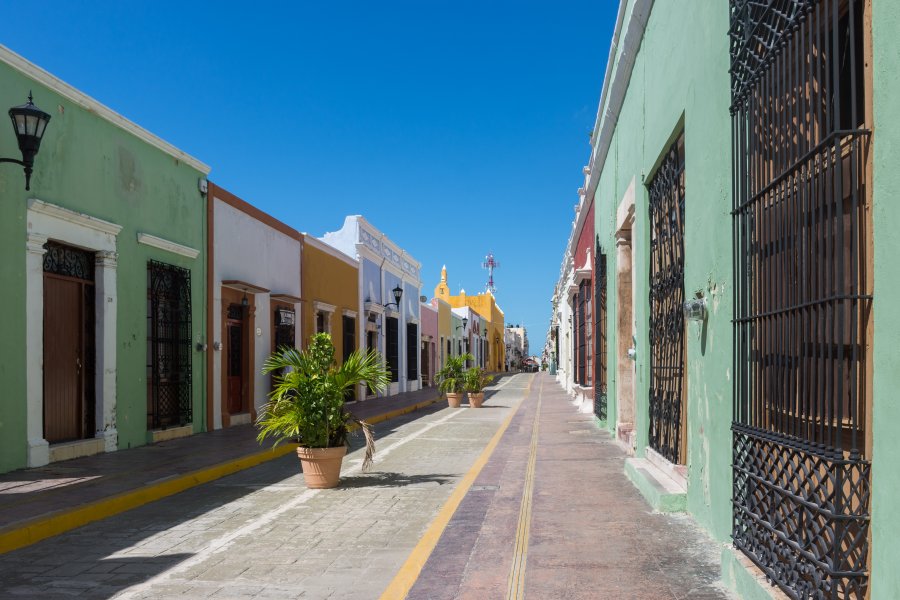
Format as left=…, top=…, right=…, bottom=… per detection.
left=147, top=260, right=193, bottom=430
left=648, top=133, right=687, bottom=466
left=595, top=240, right=608, bottom=421
left=730, top=1, right=871, bottom=597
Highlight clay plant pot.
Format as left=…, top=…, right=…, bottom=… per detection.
left=446, top=392, right=463, bottom=408
left=469, top=392, right=484, bottom=408
left=296, top=445, right=347, bottom=489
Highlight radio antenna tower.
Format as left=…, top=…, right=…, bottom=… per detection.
left=483, top=252, right=500, bottom=294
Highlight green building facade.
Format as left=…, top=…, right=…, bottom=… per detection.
left=579, top=1, right=900, bottom=597
left=0, top=47, right=210, bottom=474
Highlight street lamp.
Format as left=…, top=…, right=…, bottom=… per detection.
left=381, top=284, right=403, bottom=310
left=2, top=93, right=52, bottom=191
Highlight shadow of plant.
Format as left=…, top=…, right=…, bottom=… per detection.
left=338, top=472, right=456, bottom=489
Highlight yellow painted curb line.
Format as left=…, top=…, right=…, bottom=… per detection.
left=0, top=395, right=443, bottom=557
left=0, top=443, right=297, bottom=556
left=379, top=378, right=534, bottom=600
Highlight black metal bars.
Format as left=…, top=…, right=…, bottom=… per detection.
left=147, top=261, right=193, bottom=430
left=595, top=240, right=608, bottom=421
left=730, top=0, right=871, bottom=597
left=648, top=134, right=687, bottom=466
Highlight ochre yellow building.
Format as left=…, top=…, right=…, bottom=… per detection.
left=434, top=266, right=506, bottom=372
left=301, top=235, right=360, bottom=370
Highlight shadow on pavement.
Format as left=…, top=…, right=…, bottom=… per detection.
left=338, top=471, right=456, bottom=489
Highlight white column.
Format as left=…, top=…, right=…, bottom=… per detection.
left=94, top=250, right=119, bottom=452
left=25, top=234, right=49, bottom=467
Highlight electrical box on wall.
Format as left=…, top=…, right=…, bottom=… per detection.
left=683, top=297, right=707, bottom=322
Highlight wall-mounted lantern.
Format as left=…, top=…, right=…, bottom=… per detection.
left=2, top=93, right=52, bottom=191
left=381, top=285, right=403, bottom=310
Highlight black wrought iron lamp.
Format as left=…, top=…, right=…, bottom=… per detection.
left=381, top=284, right=403, bottom=310
left=2, top=92, right=51, bottom=191
left=455, top=317, right=468, bottom=332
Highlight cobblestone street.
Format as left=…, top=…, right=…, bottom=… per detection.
left=0, top=373, right=732, bottom=599
left=0, top=377, right=528, bottom=600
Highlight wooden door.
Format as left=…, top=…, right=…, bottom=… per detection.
left=226, top=308, right=244, bottom=414
left=43, top=276, right=91, bottom=443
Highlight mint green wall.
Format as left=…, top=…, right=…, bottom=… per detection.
left=593, top=0, right=733, bottom=542
left=870, top=1, right=900, bottom=596
left=0, top=61, right=207, bottom=473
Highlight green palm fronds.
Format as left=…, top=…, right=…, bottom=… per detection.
left=256, top=333, right=390, bottom=470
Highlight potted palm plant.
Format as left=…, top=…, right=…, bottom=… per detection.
left=436, top=353, right=472, bottom=408
left=256, top=333, right=390, bottom=489
left=464, top=366, right=494, bottom=408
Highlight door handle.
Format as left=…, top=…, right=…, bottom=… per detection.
left=76, top=356, right=82, bottom=373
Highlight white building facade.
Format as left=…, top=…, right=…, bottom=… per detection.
left=322, top=216, right=422, bottom=396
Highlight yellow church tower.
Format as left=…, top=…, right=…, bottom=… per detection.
left=434, top=265, right=451, bottom=300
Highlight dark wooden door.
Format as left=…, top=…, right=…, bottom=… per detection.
left=43, top=276, right=88, bottom=443
left=226, top=313, right=244, bottom=414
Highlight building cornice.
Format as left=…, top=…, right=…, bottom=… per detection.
left=1, top=46, right=210, bottom=175
left=27, top=198, right=122, bottom=237
left=137, top=233, right=199, bottom=259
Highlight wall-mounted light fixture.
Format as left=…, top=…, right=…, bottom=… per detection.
left=456, top=317, right=468, bottom=332
left=2, top=92, right=52, bottom=191
left=380, top=285, right=403, bottom=310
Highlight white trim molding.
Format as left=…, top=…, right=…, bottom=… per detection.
left=313, top=301, right=337, bottom=314
left=25, top=200, right=121, bottom=467
left=1, top=46, right=210, bottom=174
left=342, top=308, right=358, bottom=319
left=28, top=198, right=123, bottom=237
left=137, top=233, right=200, bottom=259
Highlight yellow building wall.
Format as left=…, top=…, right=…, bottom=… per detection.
left=301, top=238, right=359, bottom=364
left=445, top=291, right=505, bottom=372
left=431, top=266, right=506, bottom=371
left=435, top=299, right=451, bottom=369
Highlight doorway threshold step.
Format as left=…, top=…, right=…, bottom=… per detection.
left=624, top=456, right=687, bottom=513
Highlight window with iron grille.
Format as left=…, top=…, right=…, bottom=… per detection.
left=648, top=133, right=686, bottom=466
left=386, top=316, right=399, bottom=382
left=406, top=323, right=418, bottom=380
left=584, top=279, right=593, bottom=385
left=576, top=281, right=588, bottom=385
left=273, top=307, right=296, bottom=351
left=595, top=240, right=608, bottom=420
left=147, top=261, right=192, bottom=430
left=342, top=316, right=356, bottom=363
left=730, top=1, right=870, bottom=597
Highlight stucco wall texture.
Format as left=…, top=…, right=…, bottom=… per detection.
left=0, top=58, right=208, bottom=472
left=593, top=1, right=900, bottom=597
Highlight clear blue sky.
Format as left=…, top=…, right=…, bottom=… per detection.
left=3, top=1, right=617, bottom=351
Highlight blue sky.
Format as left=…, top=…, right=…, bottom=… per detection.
left=2, top=1, right=617, bottom=351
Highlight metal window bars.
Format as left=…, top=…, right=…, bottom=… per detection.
left=648, top=133, right=687, bottom=466
left=147, top=261, right=193, bottom=430
left=595, top=240, right=608, bottom=421
left=730, top=1, right=871, bottom=597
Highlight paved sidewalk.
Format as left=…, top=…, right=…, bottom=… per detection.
left=0, top=383, right=447, bottom=553
left=406, top=372, right=731, bottom=599
left=0, top=374, right=530, bottom=599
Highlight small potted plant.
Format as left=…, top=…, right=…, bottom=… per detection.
left=436, top=353, right=472, bottom=408
left=464, top=366, right=494, bottom=408
left=256, top=333, right=390, bottom=489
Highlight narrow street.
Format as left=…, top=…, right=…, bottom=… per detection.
left=0, top=374, right=728, bottom=599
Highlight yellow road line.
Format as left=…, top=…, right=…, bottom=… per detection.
left=0, top=395, right=442, bottom=557
left=507, top=376, right=543, bottom=599
left=379, top=376, right=534, bottom=600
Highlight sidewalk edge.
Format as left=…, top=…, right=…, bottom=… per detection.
left=0, top=395, right=441, bottom=556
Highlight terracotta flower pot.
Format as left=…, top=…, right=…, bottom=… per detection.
left=296, top=445, right=347, bottom=489
left=469, top=392, right=484, bottom=408
left=447, top=392, right=463, bottom=408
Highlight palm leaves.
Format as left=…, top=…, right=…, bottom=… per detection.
left=256, top=333, right=389, bottom=470
left=435, top=353, right=473, bottom=394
